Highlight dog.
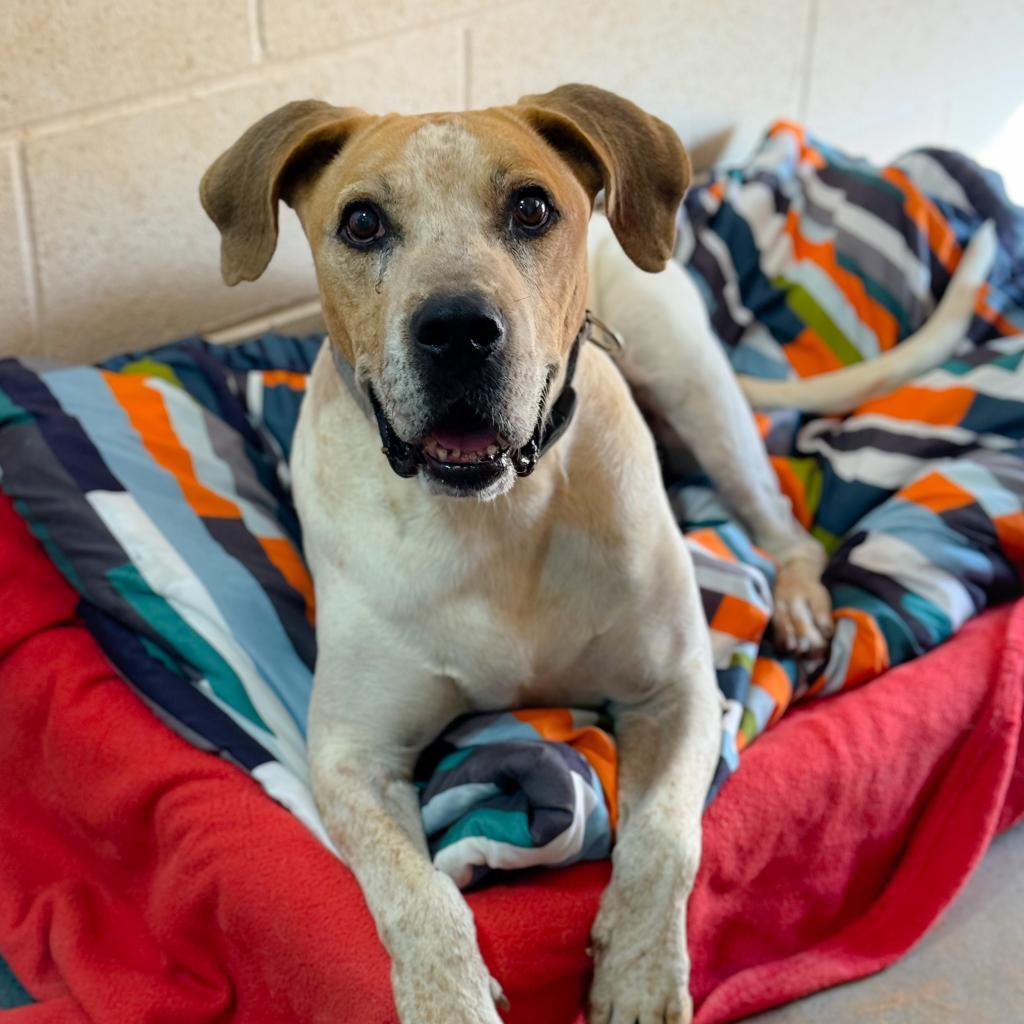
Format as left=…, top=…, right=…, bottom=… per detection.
left=200, top=84, right=994, bottom=1023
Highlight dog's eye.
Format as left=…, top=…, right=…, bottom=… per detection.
left=340, top=202, right=387, bottom=248
left=511, top=189, right=553, bottom=234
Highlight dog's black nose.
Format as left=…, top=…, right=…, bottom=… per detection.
left=412, top=294, right=504, bottom=372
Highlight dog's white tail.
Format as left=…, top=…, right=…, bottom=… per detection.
left=738, top=221, right=998, bottom=414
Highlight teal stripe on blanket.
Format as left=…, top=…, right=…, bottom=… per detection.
left=0, top=956, right=32, bottom=1010
left=108, top=562, right=269, bottom=731
left=44, top=367, right=315, bottom=731
left=435, top=805, right=535, bottom=851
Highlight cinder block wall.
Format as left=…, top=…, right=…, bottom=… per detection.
left=2, top=0, right=1021, bottom=362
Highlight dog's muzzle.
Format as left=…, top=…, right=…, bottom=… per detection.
left=332, top=312, right=622, bottom=492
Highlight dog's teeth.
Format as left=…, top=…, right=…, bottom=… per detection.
left=426, top=439, right=505, bottom=463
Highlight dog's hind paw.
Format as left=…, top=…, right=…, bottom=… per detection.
left=772, top=560, right=834, bottom=656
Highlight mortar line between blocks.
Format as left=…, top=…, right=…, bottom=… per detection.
left=797, top=0, right=820, bottom=124
left=205, top=297, right=324, bottom=343
left=248, top=0, right=267, bottom=62
left=460, top=23, right=473, bottom=110
left=0, top=13, right=476, bottom=144
left=0, top=0, right=537, bottom=147
left=9, top=141, right=42, bottom=346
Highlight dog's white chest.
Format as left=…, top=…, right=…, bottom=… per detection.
left=303, top=476, right=622, bottom=712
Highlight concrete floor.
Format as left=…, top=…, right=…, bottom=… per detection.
left=748, top=824, right=1024, bottom=1023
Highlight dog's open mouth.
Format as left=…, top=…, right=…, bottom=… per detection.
left=421, top=400, right=510, bottom=466
left=418, top=400, right=514, bottom=492
left=369, top=391, right=533, bottom=492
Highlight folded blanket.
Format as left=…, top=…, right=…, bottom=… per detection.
left=0, top=122, right=1021, bottom=889
left=418, top=710, right=618, bottom=888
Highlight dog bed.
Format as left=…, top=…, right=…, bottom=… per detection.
left=1, top=122, right=1022, bottom=1020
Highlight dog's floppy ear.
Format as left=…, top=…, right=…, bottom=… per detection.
left=200, top=100, right=369, bottom=285
left=515, top=84, right=689, bottom=272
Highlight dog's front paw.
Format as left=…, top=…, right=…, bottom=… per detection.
left=773, top=559, right=833, bottom=656
left=587, top=890, right=692, bottom=1024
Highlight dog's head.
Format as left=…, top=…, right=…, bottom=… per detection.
left=201, top=84, right=689, bottom=499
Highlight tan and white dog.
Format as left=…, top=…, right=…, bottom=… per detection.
left=200, top=84, right=994, bottom=1024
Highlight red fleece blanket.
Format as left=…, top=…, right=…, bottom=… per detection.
left=0, top=490, right=1021, bottom=1024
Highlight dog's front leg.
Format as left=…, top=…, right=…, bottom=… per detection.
left=588, top=658, right=721, bottom=1024
left=310, top=725, right=503, bottom=1024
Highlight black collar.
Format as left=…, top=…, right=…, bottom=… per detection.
left=330, top=310, right=623, bottom=479
left=511, top=315, right=587, bottom=477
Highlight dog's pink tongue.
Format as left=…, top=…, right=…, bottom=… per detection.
left=431, top=425, right=498, bottom=453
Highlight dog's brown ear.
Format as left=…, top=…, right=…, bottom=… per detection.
left=515, top=84, right=689, bottom=272
left=200, top=100, right=369, bottom=285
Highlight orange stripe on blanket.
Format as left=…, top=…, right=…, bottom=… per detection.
left=706, top=179, right=726, bottom=202
left=511, top=709, right=618, bottom=829
left=785, top=209, right=901, bottom=353
left=785, top=326, right=847, bottom=377
left=856, top=384, right=976, bottom=426
left=899, top=470, right=976, bottom=514
left=260, top=370, right=309, bottom=390
left=975, top=282, right=1019, bottom=338
left=770, top=120, right=806, bottom=143
left=881, top=167, right=960, bottom=273
left=103, top=373, right=239, bottom=519
left=994, top=510, right=1024, bottom=566
left=258, top=536, right=316, bottom=624
left=810, top=607, right=889, bottom=695
left=569, top=729, right=618, bottom=832
left=770, top=455, right=812, bottom=529
left=752, top=657, right=793, bottom=726
left=688, top=528, right=738, bottom=563
left=770, top=120, right=826, bottom=169
left=513, top=707, right=573, bottom=737
left=711, top=592, right=770, bottom=642
left=754, top=412, right=773, bottom=441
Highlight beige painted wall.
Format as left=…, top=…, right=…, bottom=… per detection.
left=2, top=0, right=1022, bottom=362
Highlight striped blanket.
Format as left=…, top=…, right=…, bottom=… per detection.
left=0, top=122, right=1021, bottom=886
left=683, top=122, right=1023, bottom=775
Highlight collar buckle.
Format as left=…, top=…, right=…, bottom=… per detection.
left=585, top=311, right=625, bottom=355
